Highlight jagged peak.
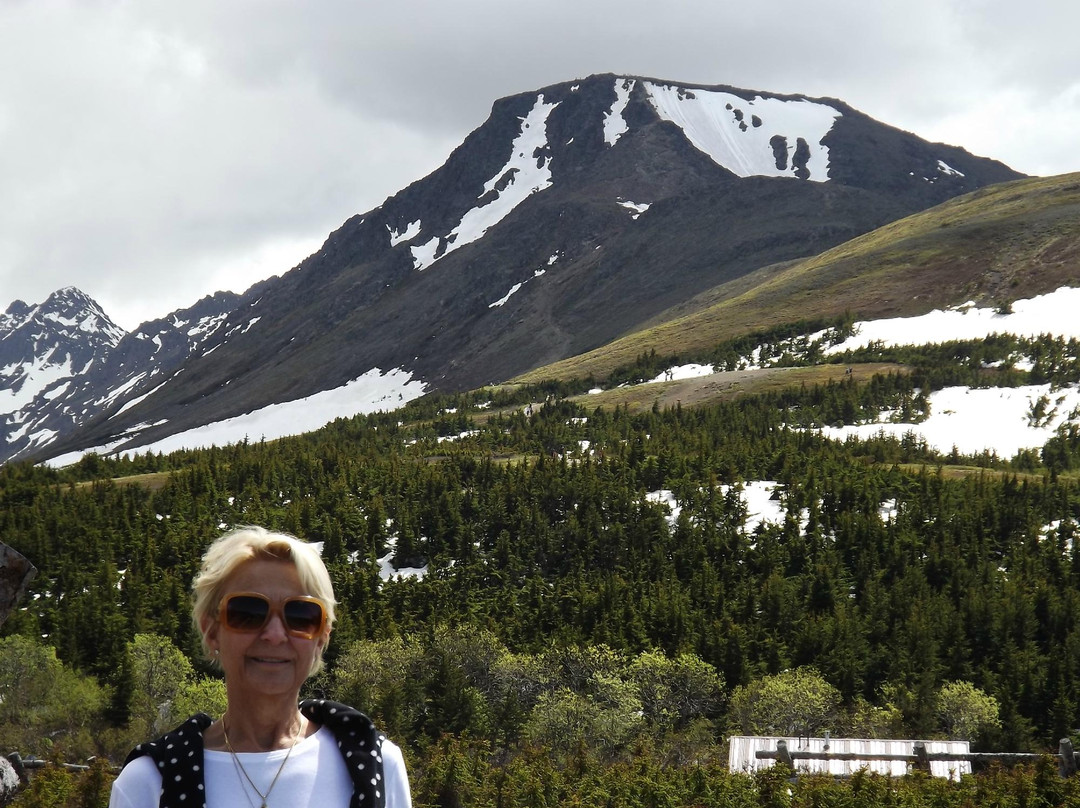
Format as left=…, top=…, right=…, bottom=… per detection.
left=1, top=286, right=126, bottom=347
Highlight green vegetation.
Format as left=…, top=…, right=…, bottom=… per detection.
left=8, top=327, right=1080, bottom=804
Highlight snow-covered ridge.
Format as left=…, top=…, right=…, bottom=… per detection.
left=2, top=287, right=126, bottom=347
left=641, top=81, right=841, bottom=182
left=1, top=287, right=129, bottom=452
left=1, top=286, right=252, bottom=463
left=1, top=355, right=75, bottom=417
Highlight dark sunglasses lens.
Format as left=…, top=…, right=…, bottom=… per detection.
left=284, top=600, right=323, bottom=634
left=225, top=595, right=270, bottom=630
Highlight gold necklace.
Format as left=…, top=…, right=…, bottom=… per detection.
left=222, top=714, right=304, bottom=808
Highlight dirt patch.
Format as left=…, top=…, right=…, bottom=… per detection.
left=573, top=362, right=908, bottom=413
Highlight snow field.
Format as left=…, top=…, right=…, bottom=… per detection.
left=44, top=367, right=427, bottom=466
left=642, top=81, right=841, bottom=182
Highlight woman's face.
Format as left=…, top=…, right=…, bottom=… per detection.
left=201, top=559, right=328, bottom=700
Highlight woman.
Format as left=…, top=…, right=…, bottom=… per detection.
left=110, top=526, right=411, bottom=808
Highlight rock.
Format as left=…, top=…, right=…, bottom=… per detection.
left=0, top=543, right=37, bottom=627
left=0, top=755, right=20, bottom=805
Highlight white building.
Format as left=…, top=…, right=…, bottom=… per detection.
left=728, top=735, right=972, bottom=781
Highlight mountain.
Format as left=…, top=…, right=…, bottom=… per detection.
left=1, top=287, right=125, bottom=456
left=0, top=289, right=243, bottom=463
left=7, top=73, right=1025, bottom=465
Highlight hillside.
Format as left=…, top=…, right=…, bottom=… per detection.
left=515, top=172, right=1080, bottom=382
left=8, top=264, right=1080, bottom=798
left=7, top=322, right=1080, bottom=767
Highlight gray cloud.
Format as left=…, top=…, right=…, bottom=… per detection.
left=1, top=0, right=1076, bottom=329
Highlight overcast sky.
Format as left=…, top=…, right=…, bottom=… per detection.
left=2, top=0, right=1078, bottom=331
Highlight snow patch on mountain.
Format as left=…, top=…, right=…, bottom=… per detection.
left=937, top=160, right=964, bottom=178
left=603, top=78, right=635, bottom=145
left=1, top=355, right=75, bottom=417
left=412, top=94, right=560, bottom=271
left=111, top=376, right=169, bottom=418
left=98, top=374, right=146, bottom=407
left=15, top=424, right=58, bottom=449
left=489, top=263, right=551, bottom=309
left=822, top=287, right=1080, bottom=353
left=410, top=237, right=440, bottom=270
left=45, top=367, right=428, bottom=466
left=490, top=283, right=524, bottom=308
left=225, top=316, right=261, bottom=338
left=822, top=384, right=1080, bottom=459
left=388, top=220, right=422, bottom=246
left=642, top=81, right=841, bottom=181
left=617, top=199, right=651, bottom=219
left=179, top=311, right=230, bottom=339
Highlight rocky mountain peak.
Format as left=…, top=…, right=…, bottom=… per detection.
left=0, top=287, right=244, bottom=463
left=1, top=286, right=125, bottom=353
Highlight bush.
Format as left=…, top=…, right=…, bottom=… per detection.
left=0, top=637, right=107, bottom=759
left=729, top=667, right=841, bottom=736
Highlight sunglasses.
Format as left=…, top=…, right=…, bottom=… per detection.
left=218, top=592, right=327, bottom=639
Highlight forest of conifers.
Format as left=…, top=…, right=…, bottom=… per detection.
left=6, top=327, right=1080, bottom=806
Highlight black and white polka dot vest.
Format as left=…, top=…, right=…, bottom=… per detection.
left=123, top=699, right=387, bottom=808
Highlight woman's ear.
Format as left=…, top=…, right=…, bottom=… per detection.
left=200, top=615, right=219, bottom=655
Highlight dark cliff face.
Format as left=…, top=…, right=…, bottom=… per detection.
left=19, top=74, right=1025, bottom=464
left=820, top=104, right=1023, bottom=205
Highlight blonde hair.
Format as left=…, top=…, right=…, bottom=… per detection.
left=192, top=526, right=337, bottom=672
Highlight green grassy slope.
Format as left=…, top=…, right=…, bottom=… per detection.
left=515, top=173, right=1080, bottom=382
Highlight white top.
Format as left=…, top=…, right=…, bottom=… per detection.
left=109, top=726, right=411, bottom=808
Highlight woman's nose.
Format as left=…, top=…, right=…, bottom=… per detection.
left=260, top=612, right=290, bottom=641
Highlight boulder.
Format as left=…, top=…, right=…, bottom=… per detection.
left=0, top=543, right=36, bottom=626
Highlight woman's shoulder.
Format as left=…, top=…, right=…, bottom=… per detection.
left=124, top=713, right=214, bottom=766
left=299, top=699, right=377, bottom=727
left=379, top=739, right=411, bottom=808
left=301, top=700, right=410, bottom=806
left=108, top=755, right=161, bottom=808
